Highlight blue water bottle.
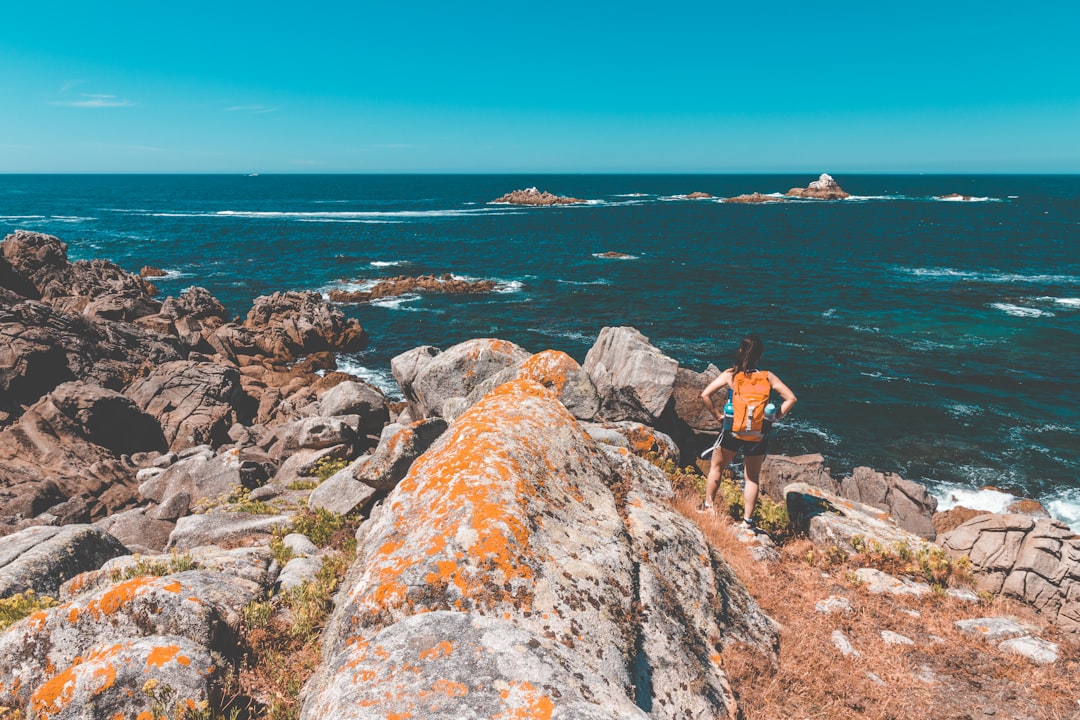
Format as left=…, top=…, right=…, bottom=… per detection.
left=722, top=398, right=734, bottom=433
left=763, top=402, right=778, bottom=434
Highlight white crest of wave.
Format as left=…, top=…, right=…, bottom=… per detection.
left=901, top=267, right=1077, bottom=284
left=1038, top=296, right=1080, bottom=308
left=324, top=357, right=404, bottom=400
left=1045, top=491, right=1080, bottom=532
left=934, top=485, right=1019, bottom=514
left=557, top=278, right=610, bottom=286
left=371, top=294, right=422, bottom=310
left=936, top=196, right=993, bottom=202
left=370, top=260, right=406, bottom=268
left=990, top=303, right=1054, bottom=318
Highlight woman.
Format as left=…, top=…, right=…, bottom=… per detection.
left=699, top=334, right=797, bottom=528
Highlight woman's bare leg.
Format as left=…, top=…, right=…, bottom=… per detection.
left=705, top=447, right=737, bottom=507
left=742, top=454, right=765, bottom=521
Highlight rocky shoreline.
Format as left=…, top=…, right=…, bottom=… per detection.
left=1, top=230, right=1076, bottom=718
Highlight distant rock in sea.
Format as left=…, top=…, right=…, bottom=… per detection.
left=595, top=251, right=633, bottom=259
left=684, top=192, right=714, bottom=199
left=724, top=193, right=787, bottom=204
left=140, top=265, right=167, bottom=278
left=492, top=187, right=586, bottom=206
left=328, top=273, right=497, bottom=304
left=937, top=193, right=974, bottom=201
left=786, top=173, right=850, bottom=200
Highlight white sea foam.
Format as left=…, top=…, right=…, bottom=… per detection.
left=557, top=278, right=611, bottom=286
left=822, top=308, right=838, bottom=318
left=370, top=294, right=423, bottom=310
left=0, top=215, right=45, bottom=220
left=1037, top=296, right=1080, bottom=308
left=934, top=485, right=1020, bottom=514
left=147, top=207, right=518, bottom=221
left=328, top=357, right=404, bottom=400
left=899, top=267, right=1078, bottom=284
left=370, top=260, right=406, bottom=268
left=494, top=279, right=524, bottom=294
left=1045, top=490, right=1080, bottom=532
left=844, top=195, right=903, bottom=201
left=990, top=302, right=1054, bottom=318
left=848, top=325, right=881, bottom=334
left=935, top=195, right=994, bottom=202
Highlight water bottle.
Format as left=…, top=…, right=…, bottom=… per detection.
left=722, top=399, right=734, bottom=433
left=763, top=402, right=778, bottom=434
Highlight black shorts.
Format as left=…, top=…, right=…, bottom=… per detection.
left=717, top=428, right=769, bottom=457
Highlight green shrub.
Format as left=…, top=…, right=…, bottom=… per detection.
left=307, top=457, right=350, bottom=483
left=291, top=508, right=348, bottom=548
left=0, top=590, right=58, bottom=631
left=109, top=551, right=195, bottom=583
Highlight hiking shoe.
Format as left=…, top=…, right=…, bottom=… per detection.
left=739, top=517, right=756, bottom=530
left=696, top=502, right=716, bottom=514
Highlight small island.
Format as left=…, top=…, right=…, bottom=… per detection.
left=595, top=251, right=634, bottom=259
left=724, top=193, right=787, bottom=204
left=492, top=187, right=586, bottom=206
left=684, top=192, right=714, bottom=200
left=328, top=273, right=497, bottom=303
left=786, top=173, right=851, bottom=200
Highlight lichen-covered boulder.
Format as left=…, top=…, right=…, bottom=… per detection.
left=166, top=511, right=292, bottom=551
left=390, top=338, right=530, bottom=420
left=24, top=635, right=213, bottom=720
left=583, top=326, right=678, bottom=425
left=463, top=349, right=601, bottom=421
left=582, top=420, right=680, bottom=463
left=0, top=524, right=127, bottom=599
left=0, top=570, right=260, bottom=709
left=304, top=379, right=774, bottom=719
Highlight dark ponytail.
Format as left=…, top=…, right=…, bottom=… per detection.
left=732, top=334, right=764, bottom=375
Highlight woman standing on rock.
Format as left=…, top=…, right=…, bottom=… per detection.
left=699, top=334, right=797, bottom=528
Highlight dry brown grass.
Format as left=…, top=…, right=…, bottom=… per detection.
left=672, top=491, right=1080, bottom=720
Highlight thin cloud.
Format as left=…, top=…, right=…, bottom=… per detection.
left=53, top=94, right=134, bottom=108
left=224, top=105, right=279, bottom=114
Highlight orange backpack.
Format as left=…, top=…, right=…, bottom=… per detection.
left=730, top=370, right=772, bottom=440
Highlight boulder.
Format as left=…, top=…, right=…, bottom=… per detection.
left=940, top=514, right=1080, bottom=635
left=308, top=462, right=378, bottom=516
left=145, top=286, right=229, bottom=348
left=166, top=511, right=292, bottom=551
left=264, top=415, right=358, bottom=461
left=390, top=338, right=530, bottom=420
left=0, top=298, right=185, bottom=421
left=839, top=466, right=938, bottom=540
left=786, top=173, right=851, bottom=200
left=22, top=635, right=214, bottom=720
left=0, top=383, right=166, bottom=531
left=0, top=525, right=127, bottom=599
left=240, top=290, right=368, bottom=360
left=760, top=454, right=839, bottom=501
left=317, top=379, right=390, bottom=435
left=305, top=379, right=775, bottom=720
left=353, top=418, right=448, bottom=491
left=126, top=360, right=251, bottom=452
left=784, top=482, right=938, bottom=556
left=464, top=349, right=601, bottom=421
left=583, top=326, right=679, bottom=425
left=94, top=507, right=176, bottom=554
left=671, top=364, right=721, bottom=432
left=582, top=421, right=680, bottom=463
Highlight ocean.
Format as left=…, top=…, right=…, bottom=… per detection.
left=1, top=174, right=1077, bottom=527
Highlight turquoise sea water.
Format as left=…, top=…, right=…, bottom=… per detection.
left=1, top=174, right=1077, bottom=524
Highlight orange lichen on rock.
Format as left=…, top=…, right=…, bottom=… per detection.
left=418, top=641, right=454, bottom=661
left=514, top=350, right=577, bottom=393
left=145, top=644, right=184, bottom=668
left=30, top=644, right=123, bottom=718
left=88, top=576, right=156, bottom=619
left=494, top=681, right=555, bottom=720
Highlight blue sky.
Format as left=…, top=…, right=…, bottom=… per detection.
left=1, top=1, right=1078, bottom=173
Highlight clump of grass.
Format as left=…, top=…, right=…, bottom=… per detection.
left=645, top=453, right=705, bottom=495
left=109, top=551, right=196, bottom=583
left=306, top=456, right=349, bottom=483
left=849, top=535, right=973, bottom=589
left=268, top=532, right=295, bottom=567
left=291, top=507, right=350, bottom=548
left=226, top=486, right=280, bottom=515
left=286, top=480, right=319, bottom=491
left=0, top=590, right=58, bottom=631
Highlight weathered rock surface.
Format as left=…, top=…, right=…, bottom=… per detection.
left=671, top=364, right=721, bottom=432
left=329, top=273, right=498, bottom=304
left=241, top=290, right=368, bottom=360
left=760, top=453, right=839, bottom=501
left=0, top=525, right=127, bottom=599
left=464, top=349, right=601, bottom=421
left=390, top=337, right=530, bottom=420
left=940, top=514, right=1080, bottom=636
left=353, top=418, right=447, bottom=491
left=785, top=482, right=937, bottom=556
left=491, top=187, right=586, bottom=205
left=308, top=462, right=378, bottom=516
left=583, top=421, right=680, bottom=463
left=167, top=511, right=292, bottom=551
left=583, top=326, right=678, bottom=425
left=304, top=379, right=775, bottom=719
left=317, top=379, right=389, bottom=435
left=840, top=466, right=939, bottom=540
left=0, top=383, right=167, bottom=532
left=126, top=361, right=251, bottom=452
left=684, top=191, right=714, bottom=199
left=786, top=173, right=851, bottom=200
